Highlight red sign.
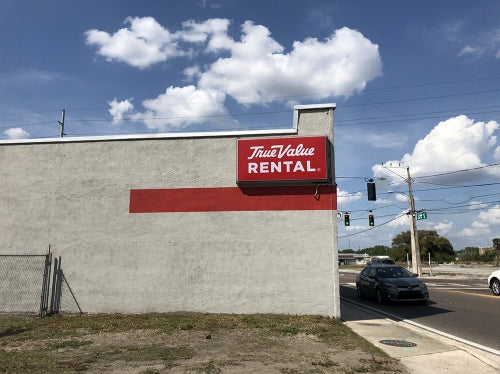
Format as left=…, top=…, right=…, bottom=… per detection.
left=237, top=136, right=328, bottom=183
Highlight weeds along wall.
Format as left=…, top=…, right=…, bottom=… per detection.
left=0, top=104, right=339, bottom=317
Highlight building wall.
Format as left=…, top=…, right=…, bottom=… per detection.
left=0, top=104, right=339, bottom=316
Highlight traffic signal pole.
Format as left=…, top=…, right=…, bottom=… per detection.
left=407, top=166, right=422, bottom=276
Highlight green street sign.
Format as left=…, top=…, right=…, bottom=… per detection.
left=416, top=212, right=427, bottom=220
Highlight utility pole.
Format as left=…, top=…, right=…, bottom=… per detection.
left=58, top=109, right=66, bottom=138
left=407, top=166, right=421, bottom=276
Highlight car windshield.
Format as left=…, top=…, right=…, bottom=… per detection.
left=376, top=266, right=414, bottom=279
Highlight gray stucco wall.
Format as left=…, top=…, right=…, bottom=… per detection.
left=0, top=104, right=339, bottom=316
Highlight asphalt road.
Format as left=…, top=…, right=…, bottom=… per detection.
left=339, top=271, right=500, bottom=351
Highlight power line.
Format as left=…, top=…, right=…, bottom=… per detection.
left=0, top=121, right=55, bottom=130
left=2, top=74, right=500, bottom=131
left=416, top=163, right=500, bottom=179
left=338, top=214, right=406, bottom=239
left=414, top=191, right=500, bottom=204
left=4, top=100, right=499, bottom=132
left=413, top=182, right=500, bottom=193
left=3, top=75, right=499, bottom=118
left=427, top=199, right=500, bottom=212
left=335, top=104, right=500, bottom=124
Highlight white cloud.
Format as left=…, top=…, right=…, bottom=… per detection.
left=478, top=204, right=500, bottom=225
left=0, top=69, right=64, bottom=89
left=89, top=17, right=382, bottom=130
left=183, top=65, right=202, bottom=82
left=179, top=18, right=231, bottom=47
left=393, top=193, right=410, bottom=203
left=85, top=17, right=183, bottom=69
left=458, top=45, right=484, bottom=57
left=373, top=115, right=500, bottom=184
left=4, top=127, right=29, bottom=139
left=374, top=198, right=392, bottom=206
left=198, top=24, right=382, bottom=105
left=337, top=188, right=363, bottom=208
left=387, top=211, right=410, bottom=228
left=108, top=98, right=134, bottom=125
left=130, top=85, right=228, bottom=130
left=454, top=27, right=500, bottom=60
left=434, top=220, right=453, bottom=235
left=494, top=146, right=500, bottom=160
left=372, top=160, right=407, bottom=187
left=461, top=221, right=490, bottom=238
left=469, top=201, right=489, bottom=211
left=85, top=18, right=232, bottom=69
left=460, top=205, right=500, bottom=238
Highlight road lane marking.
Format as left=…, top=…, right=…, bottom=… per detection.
left=449, top=290, right=499, bottom=299
left=429, top=287, right=488, bottom=290
left=342, top=282, right=489, bottom=291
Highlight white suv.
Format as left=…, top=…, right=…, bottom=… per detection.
left=487, top=270, right=500, bottom=296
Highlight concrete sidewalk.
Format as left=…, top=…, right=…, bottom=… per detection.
left=341, top=299, right=500, bottom=374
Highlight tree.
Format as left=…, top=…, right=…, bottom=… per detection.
left=357, top=245, right=390, bottom=257
left=340, top=249, right=355, bottom=253
left=389, top=246, right=409, bottom=262
left=391, top=230, right=455, bottom=263
left=456, top=247, right=479, bottom=261
left=479, top=250, right=496, bottom=262
left=493, top=238, right=500, bottom=264
left=391, top=231, right=412, bottom=261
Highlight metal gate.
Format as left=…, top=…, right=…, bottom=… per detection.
left=0, top=252, right=82, bottom=317
left=49, top=256, right=82, bottom=315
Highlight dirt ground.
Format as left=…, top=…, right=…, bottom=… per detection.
left=79, top=329, right=408, bottom=373
left=0, top=313, right=409, bottom=374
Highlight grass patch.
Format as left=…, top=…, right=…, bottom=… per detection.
left=0, top=313, right=399, bottom=373
left=49, top=339, right=93, bottom=350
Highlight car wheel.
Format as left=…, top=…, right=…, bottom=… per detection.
left=376, top=288, right=385, bottom=304
left=356, top=284, right=364, bottom=298
left=491, top=279, right=500, bottom=296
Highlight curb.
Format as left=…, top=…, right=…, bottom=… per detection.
left=340, top=296, right=500, bottom=357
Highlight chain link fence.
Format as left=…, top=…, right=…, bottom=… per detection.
left=0, top=253, right=82, bottom=317
left=0, top=254, right=48, bottom=316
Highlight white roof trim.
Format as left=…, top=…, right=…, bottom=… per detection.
left=0, top=128, right=298, bottom=145
left=293, top=103, right=336, bottom=110
left=0, top=103, right=336, bottom=145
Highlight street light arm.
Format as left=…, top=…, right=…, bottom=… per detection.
left=382, top=165, right=407, bottom=181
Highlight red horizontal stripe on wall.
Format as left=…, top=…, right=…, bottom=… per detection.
left=129, top=185, right=337, bottom=213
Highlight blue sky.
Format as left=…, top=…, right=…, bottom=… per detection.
left=1, top=0, right=499, bottom=252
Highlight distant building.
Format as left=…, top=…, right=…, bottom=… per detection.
left=338, top=253, right=370, bottom=265
left=479, top=247, right=494, bottom=255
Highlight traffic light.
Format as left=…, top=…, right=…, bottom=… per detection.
left=344, top=214, right=350, bottom=226
left=368, top=214, right=374, bottom=226
left=367, top=182, right=376, bottom=201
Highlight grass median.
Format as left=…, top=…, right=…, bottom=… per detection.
left=0, top=313, right=407, bottom=373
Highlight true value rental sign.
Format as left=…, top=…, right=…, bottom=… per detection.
left=237, top=136, right=328, bottom=183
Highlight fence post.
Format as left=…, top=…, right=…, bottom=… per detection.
left=50, top=257, right=62, bottom=314
left=39, top=252, right=52, bottom=318
left=54, top=257, right=63, bottom=313
left=50, top=257, right=57, bottom=314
